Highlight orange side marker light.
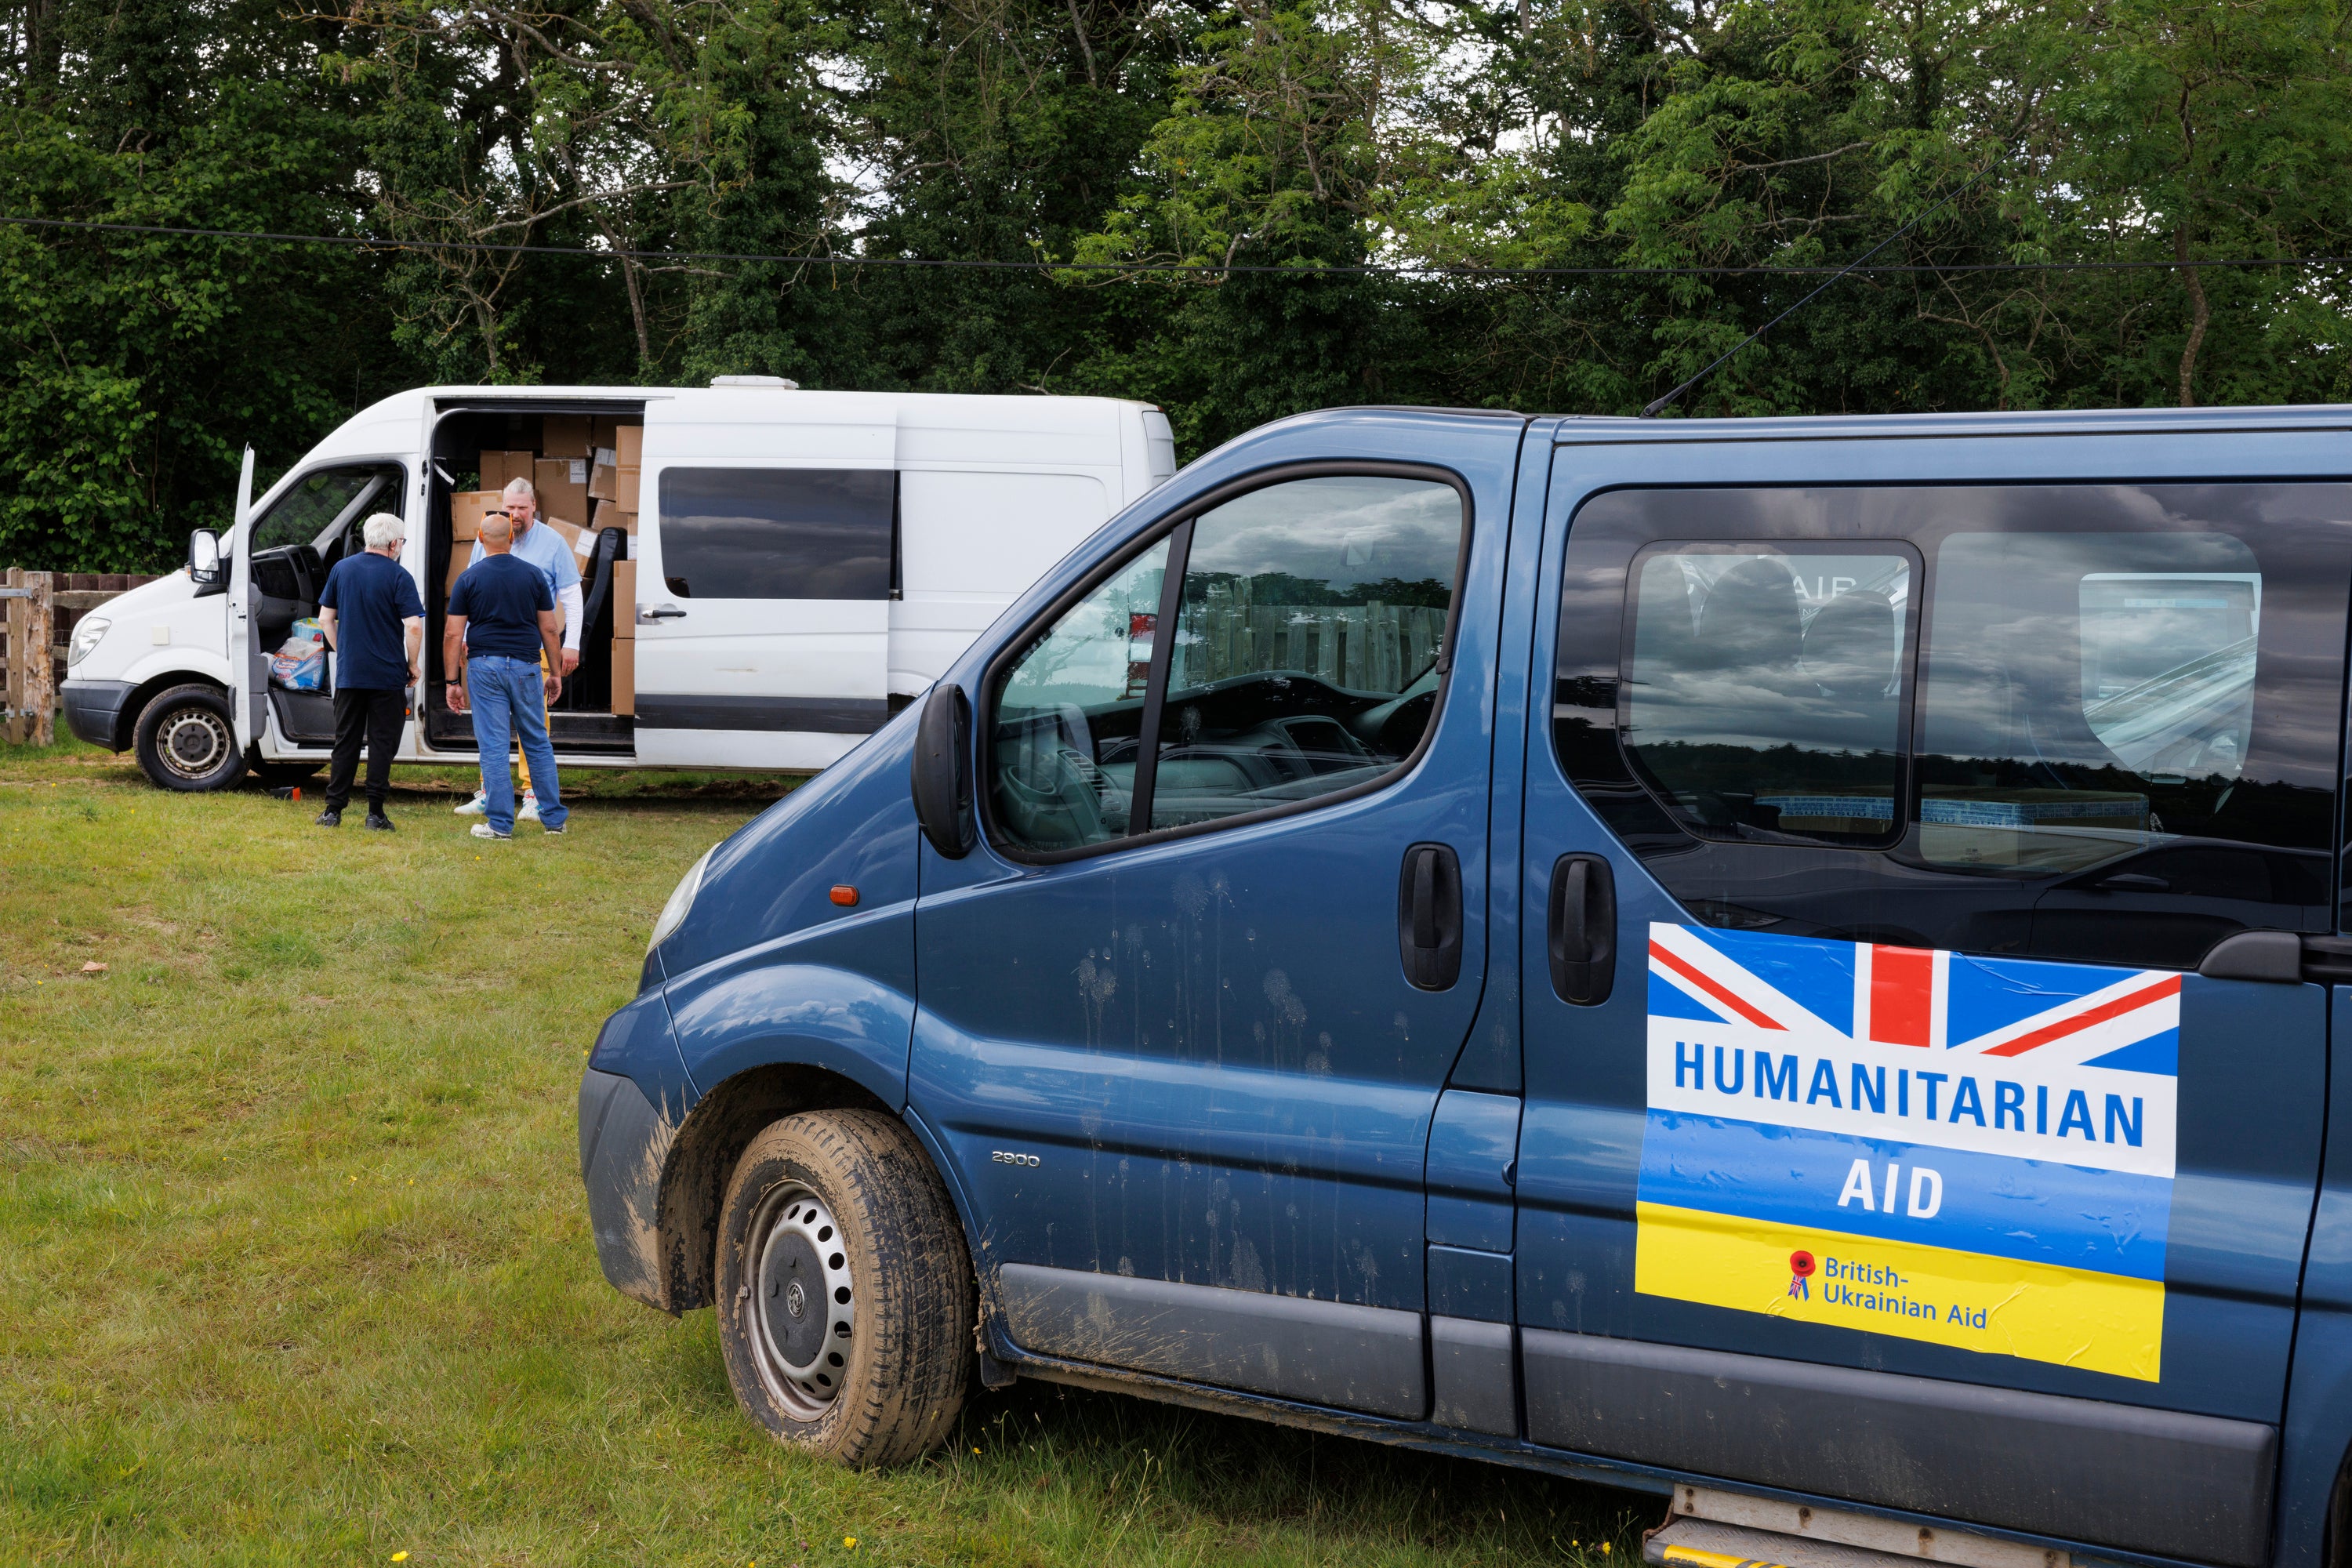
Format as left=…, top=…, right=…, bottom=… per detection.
left=829, top=885, right=860, bottom=907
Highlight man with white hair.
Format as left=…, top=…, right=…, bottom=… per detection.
left=452, top=474, right=582, bottom=822
left=315, top=510, right=424, bottom=829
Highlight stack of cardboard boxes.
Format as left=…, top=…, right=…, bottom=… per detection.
left=443, top=413, right=643, bottom=713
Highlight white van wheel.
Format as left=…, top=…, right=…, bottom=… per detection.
left=133, top=684, right=249, bottom=793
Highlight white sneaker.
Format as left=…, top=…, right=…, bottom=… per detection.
left=470, top=822, right=512, bottom=840
left=519, top=794, right=541, bottom=823
left=454, top=792, right=488, bottom=815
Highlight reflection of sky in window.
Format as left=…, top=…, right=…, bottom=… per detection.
left=1626, top=552, right=1910, bottom=754
left=1923, top=533, right=2260, bottom=775
left=1189, top=477, right=1459, bottom=592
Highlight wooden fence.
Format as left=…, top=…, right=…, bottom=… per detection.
left=1180, top=596, right=1448, bottom=694
left=2, top=571, right=161, bottom=744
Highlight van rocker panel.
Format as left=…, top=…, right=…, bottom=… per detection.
left=1521, top=1329, right=2275, bottom=1567
left=997, top=1263, right=1426, bottom=1420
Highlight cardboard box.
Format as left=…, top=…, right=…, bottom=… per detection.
left=445, top=557, right=468, bottom=598
left=535, top=458, right=590, bottom=530
left=591, top=499, right=637, bottom=535
left=450, top=490, right=503, bottom=540
left=590, top=415, right=620, bottom=450
left=612, top=560, right=637, bottom=635
left=480, top=450, right=535, bottom=495
left=543, top=414, right=592, bottom=459
left=615, top=423, right=643, bottom=467
left=540, top=517, right=596, bottom=575
left=589, top=459, right=619, bottom=503
left=609, top=633, right=635, bottom=715
left=615, top=464, right=641, bottom=512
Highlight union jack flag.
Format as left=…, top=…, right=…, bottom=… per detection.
left=1646, top=922, right=2180, bottom=1077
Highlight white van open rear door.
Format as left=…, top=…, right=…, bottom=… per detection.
left=630, top=397, right=897, bottom=770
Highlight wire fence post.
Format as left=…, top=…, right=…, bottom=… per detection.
left=27, top=571, right=54, bottom=745
left=2, top=568, right=58, bottom=746
left=3, top=566, right=25, bottom=745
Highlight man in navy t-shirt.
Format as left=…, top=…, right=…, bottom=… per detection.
left=444, top=513, right=570, bottom=838
left=316, top=513, right=425, bottom=829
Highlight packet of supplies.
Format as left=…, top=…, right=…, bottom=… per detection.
left=270, top=619, right=328, bottom=690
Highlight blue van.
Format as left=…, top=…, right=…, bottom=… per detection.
left=579, top=405, right=2352, bottom=1568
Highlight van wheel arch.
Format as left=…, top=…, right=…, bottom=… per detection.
left=655, top=1064, right=896, bottom=1314
left=113, top=671, right=222, bottom=753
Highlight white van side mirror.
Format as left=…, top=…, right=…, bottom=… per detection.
left=188, top=528, right=223, bottom=588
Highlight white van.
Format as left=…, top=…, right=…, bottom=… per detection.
left=60, top=379, right=1177, bottom=789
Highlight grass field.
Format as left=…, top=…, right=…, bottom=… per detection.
left=0, top=737, right=1653, bottom=1566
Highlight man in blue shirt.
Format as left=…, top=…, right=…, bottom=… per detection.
left=445, top=512, right=570, bottom=839
left=316, top=512, right=424, bottom=829
left=453, top=476, right=582, bottom=822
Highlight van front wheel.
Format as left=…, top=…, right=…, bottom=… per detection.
left=715, top=1110, right=973, bottom=1467
left=133, top=684, right=248, bottom=792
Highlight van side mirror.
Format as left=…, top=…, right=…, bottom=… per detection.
left=912, top=682, right=975, bottom=858
left=187, top=528, right=223, bottom=590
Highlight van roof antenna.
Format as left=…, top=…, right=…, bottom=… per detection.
left=1639, top=157, right=1998, bottom=419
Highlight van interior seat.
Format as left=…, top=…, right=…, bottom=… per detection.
left=569, top=524, right=628, bottom=710
left=1697, top=557, right=1804, bottom=670
left=1802, top=590, right=1899, bottom=697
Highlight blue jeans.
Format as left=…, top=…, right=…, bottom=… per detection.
left=466, top=655, right=568, bottom=833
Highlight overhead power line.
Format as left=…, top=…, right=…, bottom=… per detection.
left=1643, top=159, right=1998, bottom=416
left=5, top=210, right=2352, bottom=279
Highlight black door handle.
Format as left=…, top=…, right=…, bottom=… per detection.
left=1548, top=853, right=1616, bottom=1005
left=1398, top=843, right=1463, bottom=991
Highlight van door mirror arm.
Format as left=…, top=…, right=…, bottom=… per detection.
left=912, top=681, right=975, bottom=858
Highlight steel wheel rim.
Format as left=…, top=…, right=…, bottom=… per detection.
left=158, top=706, right=230, bottom=780
left=742, top=1180, right=856, bottom=1421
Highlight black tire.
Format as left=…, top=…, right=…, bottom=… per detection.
left=133, top=684, right=248, bottom=792
left=252, top=761, right=324, bottom=786
left=715, top=1110, right=974, bottom=1467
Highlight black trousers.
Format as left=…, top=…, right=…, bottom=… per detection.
left=325, top=686, right=406, bottom=811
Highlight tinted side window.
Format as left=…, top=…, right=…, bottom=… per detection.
left=1554, top=485, right=2349, bottom=968
left=1150, top=476, right=1463, bottom=831
left=1624, top=545, right=1915, bottom=846
left=658, top=468, right=893, bottom=600
left=251, top=464, right=405, bottom=554
left=1919, top=533, right=2267, bottom=873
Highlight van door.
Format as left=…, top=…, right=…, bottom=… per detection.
left=1515, top=469, right=2349, bottom=1568
left=630, top=404, right=898, bottom=770
left=911, top=431, right=1522, bottom=1418
left=239, top=461, right=407, bottom=757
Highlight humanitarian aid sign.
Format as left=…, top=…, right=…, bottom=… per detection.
left=1636, top=921, right=2175, bottom=1381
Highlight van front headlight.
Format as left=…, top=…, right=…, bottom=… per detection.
left=67, top=616, right=111, bottom=668
left=648, top=844, right=717, bottom=956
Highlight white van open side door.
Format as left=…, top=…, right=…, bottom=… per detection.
left=629, top=395, right=898, bottom=770
left=226, top=445, right=258, bottom=749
